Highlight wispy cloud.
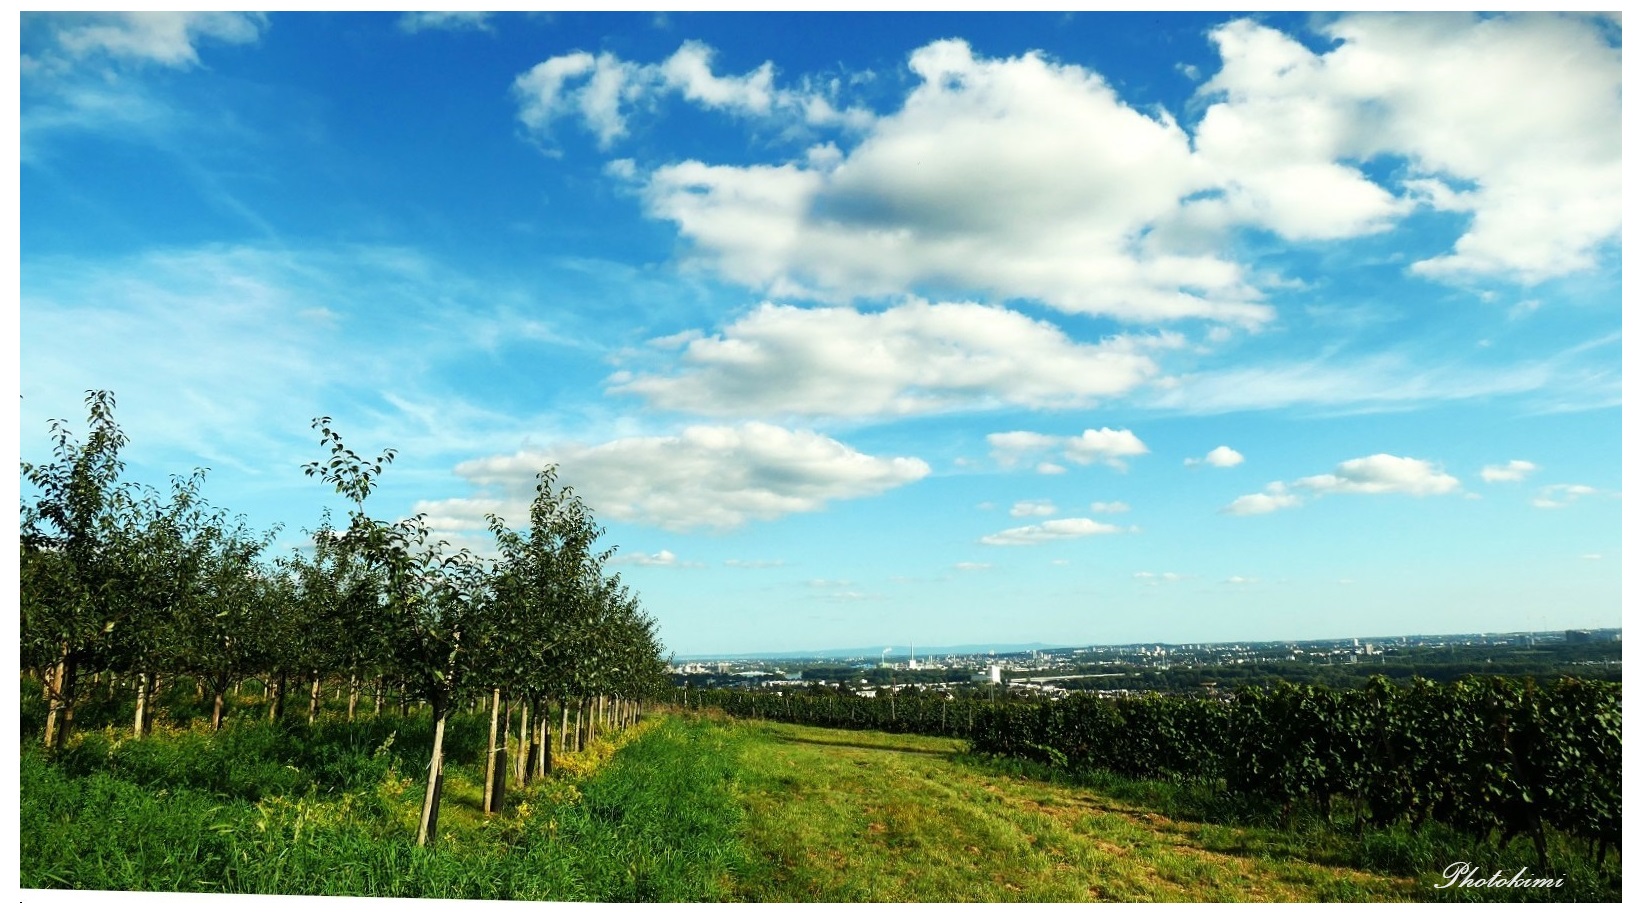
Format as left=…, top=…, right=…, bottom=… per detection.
left=980, top=517, right=1126, bottom=546
left=1480, top=459, right=1539, bottom=483
left=399, top=12, right=493, bottom=34
left=1532, top=483, right=1618, bottom=509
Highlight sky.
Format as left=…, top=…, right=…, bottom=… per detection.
left=16, top=11, right=1624, bottom=657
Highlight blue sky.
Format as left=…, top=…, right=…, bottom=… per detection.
left=17, top=11, right=1623, bottom=655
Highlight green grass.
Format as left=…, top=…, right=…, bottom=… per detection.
left=21, top=712, right=747, bottom=900
left=725, top=719, right=1417, bottom=901
left=22, top=708, right=1618, bottom=902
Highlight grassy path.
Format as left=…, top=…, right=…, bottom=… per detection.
left=726, top=720, right=1418, bottom=902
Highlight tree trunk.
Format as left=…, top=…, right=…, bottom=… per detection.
left=534, top=699, right=550, bottom=778
left=347, top=673, right=359, bottom=722
left=483, top=688, right=502, bottom=815
left=493, top=697, right=511, bottom=814
left=560, top=701, right=570, bottom=754
left=43, top=642, right=71, bottom=751
left=516, top=699, right=532, bottom=788
left=374, top=675, right=385, bottom=716
left=211, top=688, right=226, bottom=731
left=417, top=702, right=449, bottom=847
left=308, top=672, right=322, bottom=725
left=132, top=670, right=150, bottom=740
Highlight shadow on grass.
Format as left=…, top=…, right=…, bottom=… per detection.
left=766, top=731, right=960, bottom=757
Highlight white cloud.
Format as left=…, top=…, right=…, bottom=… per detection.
left=513, top=51, right=639, bottom=148
left=1225, top=454, right=1461, bottom=515
left=1036, top=463, right=1067, bottom=476
left=1223, top=575, right=1259, bottom=585
left=1063, top=428, right=1150, bottom=468
left=428, top=422, right=931, bottom=532
left=614, top=300, right=1165, bottom=419
left=1185, top=445, right=1244, bottom=467
left=513, top=40, right=873, bottom=150
left=988, top=431, right=1059, bottom=467
left=1532, top=483, right=1615, bottom=509
left=32, top=12, right=266, bottom=70
left=1134, top=571, right=1184, bottom=584
left=1142, top=336, right=1623, bottom=416
left=954, top=561, right=992, bottom=571
left=1222, top=487, right=1304, bottom=516
left=1294, top=454, right=1461, bottom=496
left=980, top=517, right=1125, bottom=546
left=1090, top=501, right=1130, bottom=514
left=631, top=39, right=1270, bottom=324
left=988, top=426, right=1150, bottom=471
left=398, top=12, right=492, bottom=33
left=611, top=549, right=702, bottom=568
left=1480, top=459, right=1538, bottom=483
left=1197, top=13, right=1621, bottom=283
left=1009, top=499, right=1056, bottom=518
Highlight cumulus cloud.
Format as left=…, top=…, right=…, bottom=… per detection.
left=612, top=300, right=1166, bottom=418
left=1009, top=499, right=1056, bottom=518
left=954, top=561, right=992, bottom=571
left=1185, top=445, right=1244, bottom=467
left=1223, top=575, right=1260, bottom=585
left=630, top=39, right=1270, bottom=324
left=1090, top=501, right=1130, bottom=514
left=1481, top=459, right=1538, bottom=483
left=1294, top=454, right=1461, bottom=496
left=1224, top=454, right=1461, bottom=515
left=989, top=426, right=1149, bottom=472
left=513, top=40, right=872, bottom=150
left=423, top=422, right=931, bottom=532
left=521, top=17, right=1614, bottom=333
left=980, top=517, right=1126, bottom=546
left=1196, top=13, right=1620, bottom=282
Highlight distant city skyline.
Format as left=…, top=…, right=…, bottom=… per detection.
left=20, top=12, right=1622, bottom=654
left=669, top=625, right=1623, bottom=662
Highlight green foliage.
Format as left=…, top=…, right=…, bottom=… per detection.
left=21, top=397, right=669, bottom=850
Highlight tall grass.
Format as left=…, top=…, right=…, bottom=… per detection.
left=21, top=713, right=749, bottom=900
